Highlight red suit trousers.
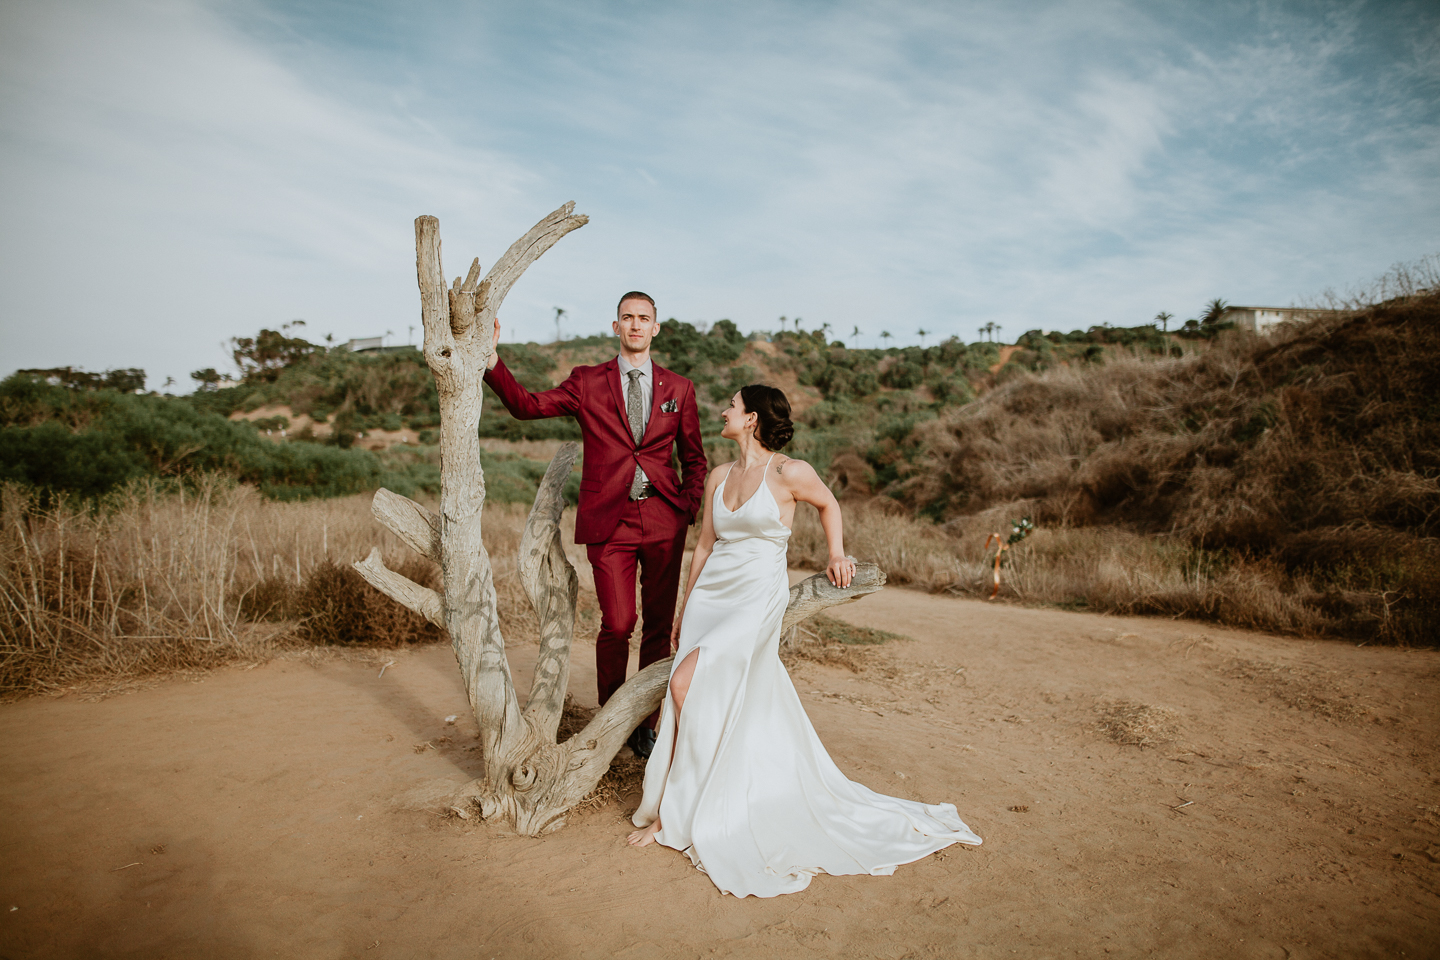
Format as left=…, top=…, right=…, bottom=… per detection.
left=586, top=497, right=688, bottom=729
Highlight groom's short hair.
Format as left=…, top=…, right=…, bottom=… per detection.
left=617, top=291, right=656, bottom=317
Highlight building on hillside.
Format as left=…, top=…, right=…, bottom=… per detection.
left=1218, top=306, right=1344, bottom=334
left=345, top=337, right=418, bottom=355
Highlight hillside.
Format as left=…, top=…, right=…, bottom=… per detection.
left=191, top=316, right=1190, bottom=478
left=3, top=298, right=1433, bottom=644
left=3, top=315, right=1180, bottom=506
left=902, top=291, right=1440, bottom=644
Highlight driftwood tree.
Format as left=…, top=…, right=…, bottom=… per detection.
left=355, top=205, right=886, bottom=835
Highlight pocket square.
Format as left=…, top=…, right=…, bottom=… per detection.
left=660, top=399, right=678, bottom=414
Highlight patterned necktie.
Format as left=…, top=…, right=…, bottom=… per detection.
left=627, top=369, right=647, bottom=498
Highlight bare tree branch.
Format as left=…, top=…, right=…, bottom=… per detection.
left=448, top=257, right=484, bottom=337
left=414, top=214, right=522, bottom=761
left=353, top=548, right=444, bottom=627
left=371, top=488, right=440, bottom=563
left=475, top=202, right=589, bottom=331
left=519, top=443, right=581, bottom=740
left=781, top=561, right=886, bottom=635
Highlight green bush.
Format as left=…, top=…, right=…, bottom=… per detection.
left=478, top=451, right=581, bottom=505
left=652, top=318, right=747, bottom=377
left=880, top=360, right=923, bottom=389
left=0, top=372, right=399, bottom=502
left=0, top=421, right=148, bottom=502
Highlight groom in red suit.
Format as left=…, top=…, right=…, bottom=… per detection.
left=484, top=292, right=708, bottom=757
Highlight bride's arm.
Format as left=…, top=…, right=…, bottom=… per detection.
left=778, top=458, right=856, bottom=588
left=672, top=464, right=727, bottom=650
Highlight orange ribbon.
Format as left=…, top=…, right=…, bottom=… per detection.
left=983, top=533, right=1009, bottom=600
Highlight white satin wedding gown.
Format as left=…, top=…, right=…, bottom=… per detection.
left=632, top=457, right=982, bottom=898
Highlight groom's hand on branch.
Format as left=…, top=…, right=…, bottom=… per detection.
left=486, top=317, right=501, bottom=370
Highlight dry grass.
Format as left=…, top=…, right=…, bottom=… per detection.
left=781, top=640, right=869, bottom=674
left=1, top=477, right=273, bottom=697
left=779, top=613, right=902, bottom=673
left=0, top=478, right=572, bottom=699
left=788, top=501, right=1331, bottom=637
left=1096, top=698, right=1181, bottom=748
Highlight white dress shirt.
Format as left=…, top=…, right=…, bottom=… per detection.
left=618, top=354, right=653, bottom=484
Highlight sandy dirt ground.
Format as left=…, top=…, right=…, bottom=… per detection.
left=2, top=583, right=1438, bottom=959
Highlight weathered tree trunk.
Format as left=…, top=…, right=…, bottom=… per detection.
left=355, top=207, right=887, bottom=835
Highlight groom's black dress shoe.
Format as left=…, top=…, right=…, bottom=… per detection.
left=628, top=727, right=656, bottom=759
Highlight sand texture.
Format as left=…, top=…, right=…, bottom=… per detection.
left=2, top=584, right=1437, bottom=959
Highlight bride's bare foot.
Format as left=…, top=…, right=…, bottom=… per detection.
left=626, top=819, right=662, bottom=847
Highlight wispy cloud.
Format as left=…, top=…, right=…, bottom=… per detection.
left=1, top=0, right=1436, bottom=388
left=0, top=0, right=538, bottom=381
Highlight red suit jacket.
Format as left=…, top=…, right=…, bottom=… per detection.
left=483, top=356, right=708, bottom=544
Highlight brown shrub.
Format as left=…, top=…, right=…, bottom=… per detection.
left=236, top=575, right=297, bottom=622
left=293, top=557, right=444, bottom=647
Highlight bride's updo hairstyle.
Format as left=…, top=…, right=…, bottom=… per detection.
left=739, top=384, right=794, bottom=451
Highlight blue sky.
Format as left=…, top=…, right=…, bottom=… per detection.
left=1, top=0, right=1437, bottom=391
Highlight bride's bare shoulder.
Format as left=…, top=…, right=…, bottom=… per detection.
left=707, top=461, right=737, bottom=488
left=773, top=454, right=816, bottom=481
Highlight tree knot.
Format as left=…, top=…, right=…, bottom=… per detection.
left=511, top=762, right=538, bottom=791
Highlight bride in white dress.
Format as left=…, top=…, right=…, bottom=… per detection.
left=626, top=384, right=982, bottom=898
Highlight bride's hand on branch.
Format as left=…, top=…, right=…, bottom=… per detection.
left=826, top=555, right=856, bottom=589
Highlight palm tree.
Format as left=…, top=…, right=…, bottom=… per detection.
left=880, top=330, right=892, bottom=348
left=553, top=307, right=567, bottom=343
left=851, top=325, right=861, bottom=345
left=994, top=324, right=1004, bottom=344
left=1202, top=298, right=1229, bottom=326
left=794, top=316, right=805, bottom=331
left=1154, top=311, right=1173, bottom=334
left=819, top=321, right=832, bottom=340
left=917, top=327, right=928, bottom=346
left=779, top=315, right=788, bottom=332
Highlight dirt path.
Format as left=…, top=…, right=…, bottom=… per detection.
left=2, top=585, right=1437, bottom=959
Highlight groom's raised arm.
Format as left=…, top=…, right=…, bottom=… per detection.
left=676, top=380, right=708, bottom=523
left=483, top=356, right=582, bottom=420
